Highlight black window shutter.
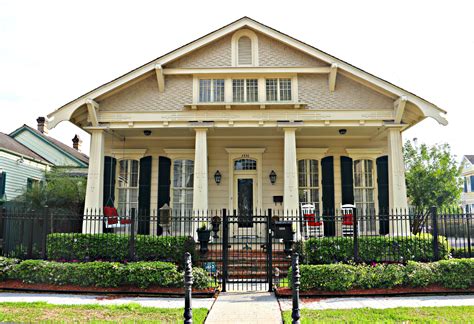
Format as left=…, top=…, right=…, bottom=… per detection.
left=464, top=177, right=468, bottom=193
left=470, top=176, right=474, bottom=192
left=158, top=156, right=171, bottom=209
left=340, top=156, right=354, bottom=205
left=321, top=156, right=335, bottom=236
left=103, top=156, right=117, bottom=207
left=138, top=156, right=152, bottom=235
left=376, top=156, right=389, bottom=235
left=0, top=172, right=6, bottom=198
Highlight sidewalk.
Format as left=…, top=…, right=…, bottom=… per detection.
left=205, top=292, right=282, bottom=324
left=279, top=294, right=474, bottom=311
left=0, top=292, right=215, bottom=309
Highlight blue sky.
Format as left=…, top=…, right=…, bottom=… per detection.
left=1, top=0, right=472, bottom=159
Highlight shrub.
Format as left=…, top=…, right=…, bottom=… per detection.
left=436, top=259, right=474, bottom=289
left=304, top=234, right=450, bottom=264
left=46, top=234, right=196, bottom=266
left=291, top=258, right=474, bottom=292
left=9, top=260, right=211, bottom=289
left=355, top=264, right=405, bottom=289
left=0, top=257, right=19, bottom=281
left=403, top=261, right=437, bottom=287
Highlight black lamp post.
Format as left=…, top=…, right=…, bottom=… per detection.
left=269, top=170, right=277, bottom=185
left=214, top=170, right=222, bottom=185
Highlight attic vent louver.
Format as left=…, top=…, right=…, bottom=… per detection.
left=238, top=36, right=252, bottom=65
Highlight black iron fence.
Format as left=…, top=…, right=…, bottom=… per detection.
left=0, top=206, right=472, bottom=290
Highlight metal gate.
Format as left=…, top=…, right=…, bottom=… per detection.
left=222, top=210, right=272, bottom=291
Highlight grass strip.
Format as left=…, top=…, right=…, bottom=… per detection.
left=0, top=302, right=208, bottom=323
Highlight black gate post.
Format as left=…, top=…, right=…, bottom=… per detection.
left=41, top=206, right=49, bottom=259
left=291, top=252, right=301, bottom=324
left=222, top=208, right=228, bottom=292
left=353, top=209, right=359, bottom=263
left=184, top=252, right=193, bottom=324
left=267, top=208, right=273, bottom=292
left=466, top=210, right=472, bottom=258
left=431, top=206, right=439, bottom=261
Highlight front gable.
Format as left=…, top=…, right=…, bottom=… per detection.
left=46, top=17, right=447, bottom=130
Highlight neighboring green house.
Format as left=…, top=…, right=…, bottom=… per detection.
left=0, top=132, right=51, bottom=202
left=0, top=117, right=89, bottom=202
left=9, top=117, right=89, bottom=173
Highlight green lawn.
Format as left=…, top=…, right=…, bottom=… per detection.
left=0, top=302, right=208, bottom=323
left=282, top=306, right=474, bottom=323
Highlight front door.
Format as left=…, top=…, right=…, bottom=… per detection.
left=237, top=178, right=254, bottom=227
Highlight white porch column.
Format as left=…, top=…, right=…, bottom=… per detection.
left=283, top=128, right=299, bottom=214
left=83, top=129, right=105, bottom=233
left=387, top=127, right=409, bottom=234
left=193, top=128, right=208, bottom=212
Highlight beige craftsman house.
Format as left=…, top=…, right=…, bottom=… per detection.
left=46, top=17, right=447, bottom=236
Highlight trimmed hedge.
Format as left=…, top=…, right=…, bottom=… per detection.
left=305, top=235, right=450, bottom=264
left=289, top=258, right=474, bottom=291
left=7, top=259, right=211, bottom=289
left=46, top=234, right=196, bottom=266
left=0, top=257, right=19, bottom=281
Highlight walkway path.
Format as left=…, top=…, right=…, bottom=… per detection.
left=279, top=294, right=474, bottom=311
left=205, top=292, right=282, bottom=324
left=0, top=292, right=215, bottom=309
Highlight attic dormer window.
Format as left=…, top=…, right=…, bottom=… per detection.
left=238, top=36, right=252, bottom=65
left=232, top=29, right=258, bottom=66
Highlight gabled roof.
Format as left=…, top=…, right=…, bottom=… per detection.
left=0, top=132, right=50, bottom=164
left=47, top=16, right=447, bottom=129
left=9, top=125, right=89, bottom=166
left=464, top=155, right=474, bottom=165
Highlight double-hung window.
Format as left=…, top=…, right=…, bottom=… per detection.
left=353, top=159, right=376, bottom=232
left=118, top=160, right=139, bottom=216
left=266, top=78, right=292, bottom=101
left=172, top=160, right=194, bottom=214
left=199, top=79, right=225, bottom=103
left=232, top=79, right=258, bottom=102
left=298, top=159, right=320, bottom=213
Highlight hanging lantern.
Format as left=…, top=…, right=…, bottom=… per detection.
left=269, top=170, right=277, bottom=185
left=214, top=170, right=222, bottom=185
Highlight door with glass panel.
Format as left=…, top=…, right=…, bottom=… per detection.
left=118, top=159, right=139, bottom=217
left=172, top=160, right=194, bottom=234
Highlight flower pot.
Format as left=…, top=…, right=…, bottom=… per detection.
left=197, top=229, right=211, bottom=255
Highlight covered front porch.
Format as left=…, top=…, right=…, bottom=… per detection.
left=83, top=122, right=408, bottom=236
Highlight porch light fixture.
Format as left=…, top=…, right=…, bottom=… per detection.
left=143, top=130, right=152, bottom=136
left=269, top=170, right=277, bottom=185
left=339, top=129, right=347, bottom=135
left=214, top=170, right=222, bottom=185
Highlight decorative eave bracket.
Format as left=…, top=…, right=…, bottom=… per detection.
left=394, top=96, right=407, bottom=123
left=328, top=63, right=338, bottom=92
left=86, top=98, right=99, bottom=127
left=155, top=64, right=165, bottom=93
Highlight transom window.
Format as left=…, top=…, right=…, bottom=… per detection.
left=232, top=79, right=258, bottom=102
left=298, top=159, right=320, bottom=212
left=199, top=79, right=225, bottom=103
left=353, top=159, right=376, bottom=231
left=172, top=160, right=194, bottom=214
left=118, top=160, right=139, bottom=215
left=234, top=159, right=257, bottom=171
left=266, top=78, right=292, bottom=101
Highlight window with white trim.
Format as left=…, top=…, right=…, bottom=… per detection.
left=234, top=159, right=257, bottom=171
left=353, top=159, right=376, bottom=231
left=232, top=79, right=258, bottom=102
left=172, top=160, right=194, bottom=213
left=199, top=79, right=225, bottom=103
left=298, top=159, right=320, bottom=213
left=118, top=160, right=139, bottom=215
left=266, top=78, right=292, bottom=101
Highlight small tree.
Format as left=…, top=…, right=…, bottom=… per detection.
left=14, top=168, right=87, bottom=215
left=404, top=140, right=462, bottom=233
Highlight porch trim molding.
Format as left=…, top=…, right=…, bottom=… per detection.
left=225, top=147, right=265, bottom=212
left=344, top=148, right=385, bottom=160
left=110, top=148, right=148, bottom=160
left=163, top=148, right=195, bottom=160
left=296, top=148, right=329, bottom=159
